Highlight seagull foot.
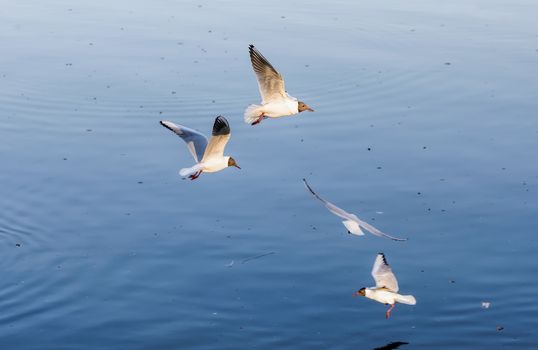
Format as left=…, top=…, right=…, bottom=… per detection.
left=251, top=113, right=265, bottom=126
left=189, top=171, right=202, bottom=180
left=385, top=304, right=395, bottom=319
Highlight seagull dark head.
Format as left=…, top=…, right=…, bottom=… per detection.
left=298, top=101, right=314, bottom=113
left=228, top=157, right=241, bottom=169
left=353, top=287, right=366, bottom=297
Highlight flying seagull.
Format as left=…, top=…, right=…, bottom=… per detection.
left=159, top=116, right=240, bottom=180
left=244, top=44, right=314, bottom=125
left=302, top=179, right=406, bottom=241
left=354, top=253, right=416, bottom=319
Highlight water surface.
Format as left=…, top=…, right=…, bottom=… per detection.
left=1, top=0, right=538, bottom=349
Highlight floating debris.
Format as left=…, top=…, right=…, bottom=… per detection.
left=241, top=251, right=275, bottom=264
left=481, top=302, right=491, bottom=309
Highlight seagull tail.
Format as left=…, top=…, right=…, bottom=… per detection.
left=342, top=220, right=364, bottom=236
left=179, top=164, right=204, bottom=178
left=395, top=294, right=416, bottom=305
left=244, top=104, right=263, bottom=124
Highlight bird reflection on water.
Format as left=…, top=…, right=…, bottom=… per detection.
left=373, top=341, right=409, bottom=350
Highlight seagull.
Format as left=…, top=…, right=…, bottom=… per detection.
left=244, top=44, right=314, bottom=125
left=302, top=179, right=407, bottom=241
left=159, top=116, right=240, bottom=180
left=354, top=253, right=416, bottom=318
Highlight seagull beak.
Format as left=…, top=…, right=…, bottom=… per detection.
left=234, top=164, right=241, bottom=169
left=352, top=292, right=359, bottom=297
left=307, top=107, right=314, bottom=112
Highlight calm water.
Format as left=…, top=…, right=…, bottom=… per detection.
left=1, top=1, right=537, bottom=349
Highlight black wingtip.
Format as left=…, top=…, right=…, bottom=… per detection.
left=302, top=178, right=315, bottom=195
left=212, top=115, right=230, bottom=136
left=379, top=253, right=389, bottom=265
left=159, top=120, right=173, bottom=132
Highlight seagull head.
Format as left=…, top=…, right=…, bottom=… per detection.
left=228, top=157, right=241, bottom=169
left=353, top=288, right=366, bottom=297
left=298, top=101, right=314, bottom=113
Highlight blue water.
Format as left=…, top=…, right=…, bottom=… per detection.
left=1, top=0, right=537, bottom=349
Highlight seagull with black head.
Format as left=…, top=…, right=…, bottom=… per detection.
left=160, top=116, right=240, bottom=180
left=244, top=44, right=314, bottom=125
left=354, top=253, right=416, bottom=318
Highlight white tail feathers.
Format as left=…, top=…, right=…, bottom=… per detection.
left=395, top=294, right=416, bottom=305
left=179, top=164, right=204, bottom=178
left=244, top=104, right=263, bottom=124
left=342, top=220, right=364, bottom=236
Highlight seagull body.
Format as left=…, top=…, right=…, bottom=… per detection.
left=159, top=116, right=240, bottom=180
left=245, top=45, right=313, bottom=125
left=302, top=179, right=407, bottom=241
left=354, top=253, right=416, bottom=318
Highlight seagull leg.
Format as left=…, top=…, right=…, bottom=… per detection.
left=189, top=171, right=202, bottom=180
left=385, top=304, right=396, bottom=319
left=251, top=113, right=265, bottom=126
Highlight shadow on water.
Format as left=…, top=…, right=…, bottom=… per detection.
left=373, top=341, right=409, bottom=350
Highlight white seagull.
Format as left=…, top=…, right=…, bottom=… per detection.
left=354, top=253, right=416, bottom=318
left=244, top=44, right=314, bottom=125
left=159, top=116, right=240, bottom=180
left=302, top=179, right=406, bottom=241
